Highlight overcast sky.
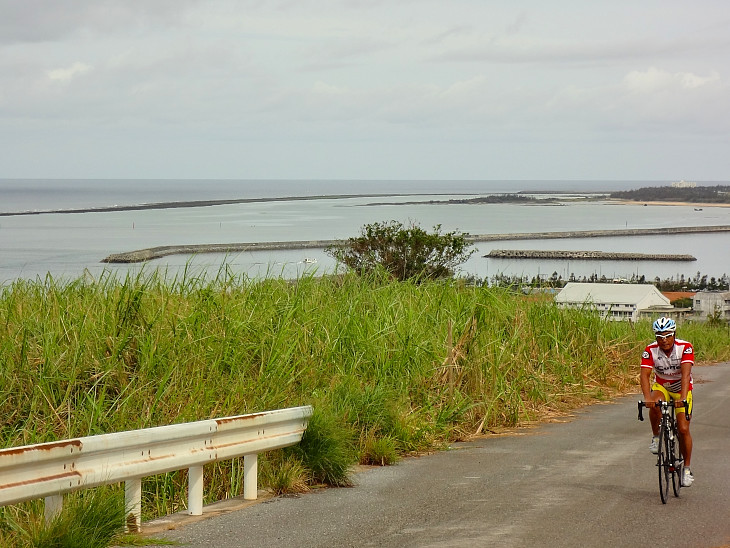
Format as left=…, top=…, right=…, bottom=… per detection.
left=1, top=1, right=729, bottom=181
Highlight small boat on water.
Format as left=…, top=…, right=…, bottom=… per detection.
left=694, top=208, right=703, bottom=211
left=303, top=258, right=317, bottom=264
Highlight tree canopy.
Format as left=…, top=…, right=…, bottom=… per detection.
left=326, top=221, right=474, bottom=282
left=609, top=185, right=730, bottom=203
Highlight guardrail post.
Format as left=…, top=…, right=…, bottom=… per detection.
left=125, top=478, right=142, bottom=533
left=188, top=465, right=204, bottom=515
left=44, top=494, right=62, bottom=525
left=243, top=454, right=257, bottom=500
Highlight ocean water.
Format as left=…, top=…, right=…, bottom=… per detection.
left=1, top=179, right=729, bottom=285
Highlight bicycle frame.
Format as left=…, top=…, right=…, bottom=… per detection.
left=638, top=399, right=687, bottom=504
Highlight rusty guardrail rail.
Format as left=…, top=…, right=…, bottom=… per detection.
left=0, top=405, right=312, bottom=531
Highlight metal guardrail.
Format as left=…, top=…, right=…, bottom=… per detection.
left=0, top=405, right=313, bottom=531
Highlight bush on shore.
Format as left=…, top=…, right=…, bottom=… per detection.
left=325, top=220, right=474, bottom=282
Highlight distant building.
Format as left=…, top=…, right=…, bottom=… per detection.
left=692, top=290, right=730, bottom=322
left=671, top=180, right=697, bottom=188
left=554, top=282, right=683, bottom=322
left=661, top=291, right=696, bottom=304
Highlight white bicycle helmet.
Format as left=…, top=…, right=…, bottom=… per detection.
left=652, top=316, right=676, bottom=333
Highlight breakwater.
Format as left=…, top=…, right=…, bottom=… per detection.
left=485, top=250, right=696, bottom=261
left=101, top=224, right=730, bottom=263
left=465, top=224, right=730, bottom=241
left=101, top=240, right=334, bottom=264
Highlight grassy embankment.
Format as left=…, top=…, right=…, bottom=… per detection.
left=1, top=269, right=728, bottom=544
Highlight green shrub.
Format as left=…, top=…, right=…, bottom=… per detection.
left=326, top=221, right=474, bottom=281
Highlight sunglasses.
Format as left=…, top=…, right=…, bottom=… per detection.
left=656, top=333, right=675, bottom=341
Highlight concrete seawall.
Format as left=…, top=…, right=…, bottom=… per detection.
left=102, top=240, right=335, bottom=264
left=465, top=224, right=730, bottom=241
left=485, top=250, right=696, bottom=261
left=101, top=224, right=730, bottom=263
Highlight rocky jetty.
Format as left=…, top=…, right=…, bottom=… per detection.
left=466, top=224, right=730, bottom=242
left=102, top=225, right=729, bottom=263
left=101, top=240, right=334, bottom=264
left=485, top=250, right=696, bottom=261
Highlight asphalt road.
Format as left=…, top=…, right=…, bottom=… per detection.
left=151, top=362, right=730, bottom=548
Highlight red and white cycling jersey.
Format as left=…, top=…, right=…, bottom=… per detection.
left=641, top=338, right=694, bottom=393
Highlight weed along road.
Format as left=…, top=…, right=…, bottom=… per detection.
left=154, top=363, right=730, bottom=548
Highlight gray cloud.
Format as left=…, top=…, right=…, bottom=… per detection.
left=1, top=0, right=729, bottom=179
left=0, top=0, right=204, bottom=44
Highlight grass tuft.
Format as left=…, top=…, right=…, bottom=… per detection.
left=262, top=456, right=311, bottom=496
left=1, top=488, right=126, bottom=548
left=290, top=410, right=356, bottom=487
left=360, top=432, right=400, bottom=466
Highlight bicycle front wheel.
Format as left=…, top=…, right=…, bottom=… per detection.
left=670, top=427, right=682, bottom=497
left=658, top=427, right=670, bottom=504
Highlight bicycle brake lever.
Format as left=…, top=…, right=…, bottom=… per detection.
left=683, top=400, right=691, bottom=420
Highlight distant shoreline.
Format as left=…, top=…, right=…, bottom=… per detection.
left=0, top=193, right=480, bottom=216
left=6, top=193, right=730, bottom=217
left=609, top=199, right=730, bottom=208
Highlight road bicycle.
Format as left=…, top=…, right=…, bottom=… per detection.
left=638, top=399, right=687, bottom=504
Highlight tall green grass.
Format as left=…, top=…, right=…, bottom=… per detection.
left=1, top=269, right=728, bottom=533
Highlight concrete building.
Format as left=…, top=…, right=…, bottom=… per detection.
left=692, top=291, right=730, bottom=322
left=671, top=180, right=697, bottom=188
left=554, top=282, right=679, bottom=322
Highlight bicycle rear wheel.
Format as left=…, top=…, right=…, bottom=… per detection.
left=658, top=427, right=670, bottom=504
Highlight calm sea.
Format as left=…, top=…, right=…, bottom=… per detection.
left=1, top=179, right=729, bottom=285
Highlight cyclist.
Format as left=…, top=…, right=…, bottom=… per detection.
left=640, top=316, right=694, bottom=487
